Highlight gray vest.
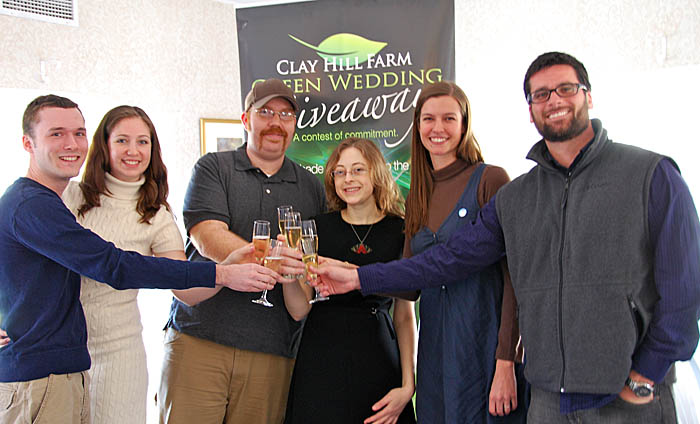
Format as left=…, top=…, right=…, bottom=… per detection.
left=495, top=119, right=663, bottom=394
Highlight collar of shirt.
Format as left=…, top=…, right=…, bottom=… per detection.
left=544, top=135, right=596, bottom=174
left=233, top=144, right=298, bottom=183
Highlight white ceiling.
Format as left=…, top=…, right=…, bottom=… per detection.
left=215, top=0, right=314, bottom=8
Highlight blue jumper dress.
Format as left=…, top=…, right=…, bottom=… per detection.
left=410, top=163, right=528, bottom=423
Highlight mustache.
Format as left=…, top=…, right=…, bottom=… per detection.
left=262, top=127, right=287, bottom=138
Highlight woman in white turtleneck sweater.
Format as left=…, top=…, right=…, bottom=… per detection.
left=61, top=106, right=185, bottom=424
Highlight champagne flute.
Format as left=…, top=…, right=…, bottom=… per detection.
left=285, top=212, right=302, bottom=249
left=285, top=211, right=303, bottom=279
left=277, top=205, right=293, bottom=236
left=252, top=220, right=270, bottom=265
left=252, top=239, right=283, bottom=307
left=301, top=219, right=328, bottom=303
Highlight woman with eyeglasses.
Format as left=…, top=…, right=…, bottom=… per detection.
left=405, top=81, right=528, bottom=423
left=285, top=138, right=417, bottom=424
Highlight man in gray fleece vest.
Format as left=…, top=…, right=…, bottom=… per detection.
left=313, top=52, right=700, bottom=423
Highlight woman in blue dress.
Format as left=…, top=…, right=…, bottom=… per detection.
left=403, top=81, right=529, bottom=423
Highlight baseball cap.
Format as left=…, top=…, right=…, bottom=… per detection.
left=244, top=78, right=299, bottom=113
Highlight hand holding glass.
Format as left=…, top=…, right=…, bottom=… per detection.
left=252, top=220, right=270, bottom=265
left=252, top=239, right=283, bottom=307
left=301, top=219, right=328, bottom=303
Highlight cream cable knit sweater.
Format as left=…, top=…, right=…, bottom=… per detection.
left=62, top=174, right=184, bottom=424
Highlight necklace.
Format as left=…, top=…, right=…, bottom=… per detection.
left=350, top=223, right=373, bottom=254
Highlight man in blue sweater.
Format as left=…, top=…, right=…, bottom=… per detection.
left=314, top=52, right=700, bottom=423
left=0, top=95, right=283, bottom=424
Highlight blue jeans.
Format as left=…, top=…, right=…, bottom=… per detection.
left=528, top=386, right=677, bottom=423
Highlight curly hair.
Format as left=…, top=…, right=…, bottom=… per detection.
left=324, top=137, right=404, bottom=218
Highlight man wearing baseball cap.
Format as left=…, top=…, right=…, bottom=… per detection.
left=158, top=78, right=326, bottom=423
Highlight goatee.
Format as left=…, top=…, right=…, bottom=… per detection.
left=536, top=107, right=589, bottom=143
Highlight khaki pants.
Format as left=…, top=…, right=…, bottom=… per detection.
left=0, top=372, right=90, bottom=424
left=158, top=329, right=294, bottom=424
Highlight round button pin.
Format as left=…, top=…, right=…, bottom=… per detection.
left=458, top=208, right=467, bottom=218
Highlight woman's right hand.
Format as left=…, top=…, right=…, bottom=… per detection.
left=0, top=328, right=10, bottom=347
left=489, top=359, right=518, bottom=416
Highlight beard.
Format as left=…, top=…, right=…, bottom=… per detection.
left=533, top=104, right=589, bottom=143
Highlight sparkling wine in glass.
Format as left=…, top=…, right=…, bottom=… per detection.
left=252, top=239, right=283, bottom=308
left=277, top=205, right=293, bottom=236
left=285, top=211, right=303, bottom=279
left=252, top=220, right=270, bottom=265
left=301, top=219, right=328, bottom=303
left=284, top=211, right=302, bottom=249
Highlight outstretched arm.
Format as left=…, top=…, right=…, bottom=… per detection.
left=165, top=249, right=223, bottom=307
left=313, top=265, right=361, bottom=296
left=188, top=219, right=248, bottom=263
left=315, top=199, right=506, bottom=296
left=280, top=242, right=313, bottom=321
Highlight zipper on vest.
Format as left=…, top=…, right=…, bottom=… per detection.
left=560, top=173, right=571, bottom=208
left=558, top=171, right=572, bottom=392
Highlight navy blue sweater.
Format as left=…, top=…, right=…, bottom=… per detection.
left=0, top=178, right=215, bottom=382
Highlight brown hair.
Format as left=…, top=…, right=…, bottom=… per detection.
left=324, top=137, right=404, bottom=218
left=22, top=94, right=83, bottom=137
left=405, top=81, right=483, bottom=238
left=78, top=106, right=170, bottom=223
left=524, top=51, right=591, bottom=101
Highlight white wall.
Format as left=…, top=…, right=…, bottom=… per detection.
left=3, top=0, right=698, bottom=206
left=1, top=1, right=242, bottom=421
left=1, top=0, right=699, bottom=422
left=1, top=0, right=242, bottom=204
left=454, top=0, right=700, bottom=188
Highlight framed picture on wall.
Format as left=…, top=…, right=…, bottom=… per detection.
left=199, top=118, right=245, bottom=155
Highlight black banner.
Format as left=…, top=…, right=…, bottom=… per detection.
left=237, top=0, right=455, bottom=193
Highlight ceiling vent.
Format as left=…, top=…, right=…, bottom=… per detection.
left=1, top=0, right=77, bottom=26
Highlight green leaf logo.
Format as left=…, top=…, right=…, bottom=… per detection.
left=289, top=33, right=387, bottom=65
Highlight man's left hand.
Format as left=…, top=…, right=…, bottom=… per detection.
left=619, top=370, right=654, bottom=404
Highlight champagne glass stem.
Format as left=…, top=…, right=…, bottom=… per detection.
left=309, top=287, right=329, bottom=304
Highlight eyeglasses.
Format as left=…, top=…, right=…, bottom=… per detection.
left=254, top=108, right=296, bottom=122
left=332, top=166, right=368, bottom=179
left=527, top=83, right=587, bottom=104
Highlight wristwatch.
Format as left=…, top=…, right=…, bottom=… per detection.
left=625, top=378, right=654, bottom=397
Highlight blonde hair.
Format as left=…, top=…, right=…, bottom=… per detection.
left=405, top=81, right=483, bottom=238
left=324, top=137, right=404, bottom=218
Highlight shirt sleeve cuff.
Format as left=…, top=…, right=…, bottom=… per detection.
left=632, top=344, right=673, bottom=383
left=495, top=345, right=517, bottom=361
left=358, top=264, right=382, bottom=295
left=188, top=261, right=217, bottom=288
